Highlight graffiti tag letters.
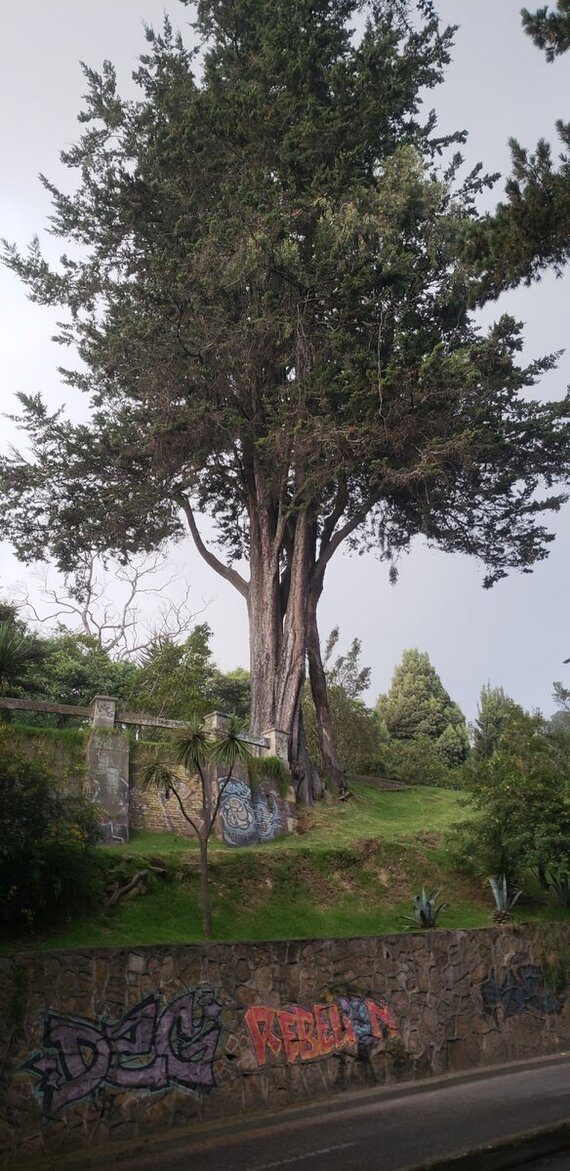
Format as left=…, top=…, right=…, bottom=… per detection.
left=245, top=997, right=397, bottom=1066
left=24, top=988, right=222, bottom=1112
left=480, top=964, right=566, bottom=1020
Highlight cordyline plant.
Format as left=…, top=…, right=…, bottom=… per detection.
left=142, top=715, right=252, bottom=937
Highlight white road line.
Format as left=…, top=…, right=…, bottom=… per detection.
left=246, top=1143, right=355, bottom=1170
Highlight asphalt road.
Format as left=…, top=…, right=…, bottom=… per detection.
left=70, top=1054, right=570, bottom=1171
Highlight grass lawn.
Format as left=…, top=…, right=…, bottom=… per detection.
left=4, top=784, right=567, bottom=952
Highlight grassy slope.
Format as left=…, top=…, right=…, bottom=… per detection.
left=7, top=784, right=566, bottom=952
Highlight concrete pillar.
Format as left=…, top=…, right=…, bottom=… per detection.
left=262, top=727, right=290, bottom=762
left=88, top=696, right=129, bottom=844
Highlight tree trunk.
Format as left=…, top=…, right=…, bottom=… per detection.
left=248, top=507, right=311, bottom=764
left=198, top=835, right=211, bottom=938
left=306, top=584, right=344, bottom=793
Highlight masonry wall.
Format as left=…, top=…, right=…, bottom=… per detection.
left=1, top=924, right=569, bottom=1168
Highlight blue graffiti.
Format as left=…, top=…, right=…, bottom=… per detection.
left=480, top=964, right=566, bottom=1020
left=219, top=778, right=285, bottom=847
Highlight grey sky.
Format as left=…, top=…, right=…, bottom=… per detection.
left=0, top=0, right=568, bottom=721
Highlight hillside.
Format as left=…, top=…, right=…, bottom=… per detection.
left=5, top=781, right=564, bottom=954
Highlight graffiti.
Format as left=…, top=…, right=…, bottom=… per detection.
left=245, top=997, right=397, bottom=1066
left=253, top=791, right=284, bottom=842
left=23, top=988, right=223, bottom=1112
left=219, top=778, right=285, bottom=847
left=480, top=964, right=566, bottom=1020
left=219, top=779, right=258, bottom=846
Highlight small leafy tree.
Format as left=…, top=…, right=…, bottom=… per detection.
left=143, top=715, right=252, bottom=937
left=452, top=711, right=570, bottom=895
left=129, top=624, right=250, bottom=722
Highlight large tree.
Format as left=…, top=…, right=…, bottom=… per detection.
left=2, top=1, right=570, bottom=797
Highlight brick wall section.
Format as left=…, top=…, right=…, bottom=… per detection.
left=1, top=924, right=569, bottom=1167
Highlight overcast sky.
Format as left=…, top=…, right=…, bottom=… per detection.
left=0, top=0, right=569, bottom=721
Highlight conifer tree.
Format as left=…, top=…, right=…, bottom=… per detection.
left=2, top=1, right=570, bottom=796
left=377, top=648, right=469, bottom=762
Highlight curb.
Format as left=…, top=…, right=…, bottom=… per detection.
left=402, top=1121, right=570, bottom=1170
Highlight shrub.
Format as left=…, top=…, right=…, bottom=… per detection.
left=0, top=730, right=103, bottom=934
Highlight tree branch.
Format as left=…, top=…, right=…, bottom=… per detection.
left=176, top=493, right=249, bottom=599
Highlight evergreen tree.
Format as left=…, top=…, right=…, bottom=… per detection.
left=377, top=648, right=469, bottom=762
left=472, top=684, right=525, bottom=761
left=522, top=1, right=570, bottom=60
left=2, top=2, right=570, bottom=795
left=465, top=1, right=570, bottom=298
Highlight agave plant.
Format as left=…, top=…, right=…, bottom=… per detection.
left=488, top=874, right=522, bottom=923
left=405, top=888, right=448, bottom=929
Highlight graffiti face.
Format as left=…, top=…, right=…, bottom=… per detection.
left=480, top=964, right=566, bottom=1020
left=219, top=778, right=285, bottom=847
left=23, top=988, right=223, bottom=1112
left=245, top=997, right=397, bottom=1067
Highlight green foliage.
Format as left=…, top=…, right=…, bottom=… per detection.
left=247, top=755, right=291, bottom=799
left=2, top=1, right=570, bottom=784
left=0, top=729, right=103, bottom=934
left=450, top=711, right=570, bottom=895
left=0, top=622, right=47, bottom=696
left=304, top=627, right=380, bottom=773
left=128, top=625, right=250, bottom=722
left=472, top=684, right=526, bottom=761
left=143, top=713, right=253, bottom=935
left=522, top=0, right=570, bottom=60
left=405, top=888, right=448, bottom=929
left=371, top=735, right=461, bottom=788
left=376, top=650, right=469, bottom=782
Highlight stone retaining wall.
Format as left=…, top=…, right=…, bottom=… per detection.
left=1, top=925, right=569, bottom=1167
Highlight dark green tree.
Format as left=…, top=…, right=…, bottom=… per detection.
left=377, top=648, right=469, bottom=763
left=455, top=711, right=570, bottom=900
left=129, top=623, right=250, bottom=720
left=465, top=2, right=570, bottom=299
left=34, top=630, right=136, bottom=709
left=471, top=684, right=526, bottom=761
left=522, top=1, right=570, bottom=60
left=2, top=2, right=570, bottom=796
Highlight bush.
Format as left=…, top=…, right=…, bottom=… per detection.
left=365, top=737, right=464, bottom=789
left=0, top=730, right=103, bottom=934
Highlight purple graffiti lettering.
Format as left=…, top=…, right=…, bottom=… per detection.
left=24, top=1013, right=111, bottom=1112
left=157, top=989, right=222, bottom=1089
left=105, top=994, right=165, bottom=1089
left=23, top=988, right=223, bottom=1112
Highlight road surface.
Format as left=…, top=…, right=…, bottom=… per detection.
left=46, top=1054, right=570, bottom=1171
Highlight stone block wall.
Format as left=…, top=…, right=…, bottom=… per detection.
left=1, top=924, right=569, bottom=1167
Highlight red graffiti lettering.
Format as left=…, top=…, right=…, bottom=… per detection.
left=296, top=1008, right=320, bottom=1061
left=277, top=1010, right=301, bottom=1063
left=314, top=1004, right=336, bottom=1057
left=244, top=1007, right=282, bottom=1066
left=246, top=996, right=397, bottom=1067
